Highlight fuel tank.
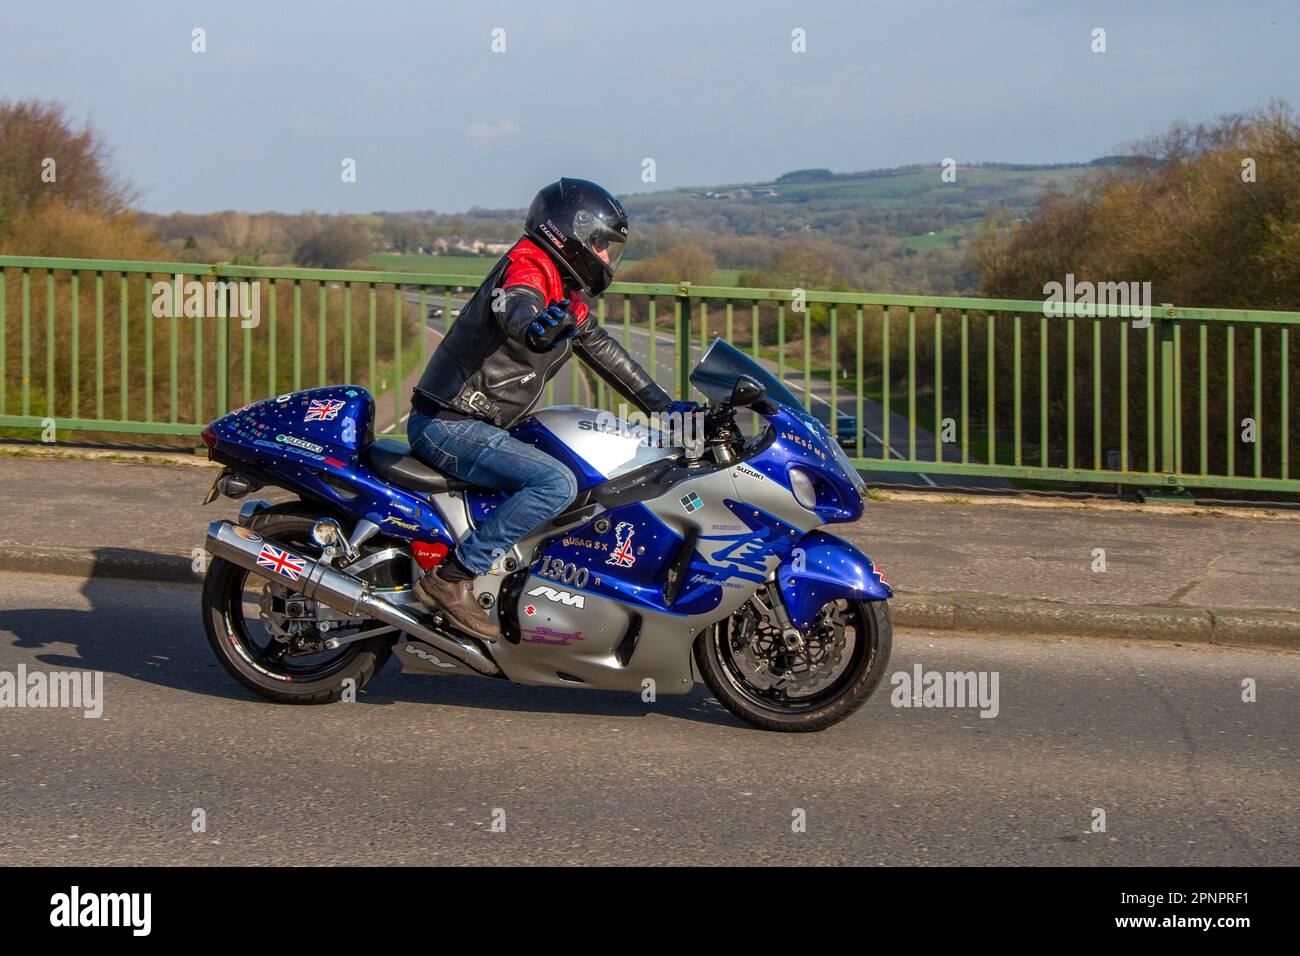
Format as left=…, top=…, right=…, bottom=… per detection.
left=509, top=405, right=679, bottom=490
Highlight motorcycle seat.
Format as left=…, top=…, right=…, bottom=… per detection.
left=364, top=438, right=472, bottom=494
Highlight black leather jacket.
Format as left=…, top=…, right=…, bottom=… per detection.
left=412, top=253, right=672, bottom=428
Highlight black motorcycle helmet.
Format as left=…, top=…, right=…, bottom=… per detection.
left=524, top=178, right=628, bottom=296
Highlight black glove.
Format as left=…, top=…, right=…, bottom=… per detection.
left=525, top=300, right=577, bottom=352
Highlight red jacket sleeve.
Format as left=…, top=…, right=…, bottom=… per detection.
left=502, top=256, right=549, bottom=300
left=502, top=242, right=589, bottom=323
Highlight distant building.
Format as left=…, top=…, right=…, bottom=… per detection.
left=695, top=187, right=779, bottom=200
left=429, top=237, right=512, bottom=256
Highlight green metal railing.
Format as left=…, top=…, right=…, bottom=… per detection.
left=2, top=255, right=1296, bottom=494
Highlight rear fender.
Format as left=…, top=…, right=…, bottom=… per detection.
left=776, top=530, right=892, bottom=629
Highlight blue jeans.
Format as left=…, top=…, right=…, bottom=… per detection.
left=407, top=411, right=578, bottom=576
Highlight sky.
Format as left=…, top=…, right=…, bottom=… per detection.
left=2, top=0, right=1297, bottom=214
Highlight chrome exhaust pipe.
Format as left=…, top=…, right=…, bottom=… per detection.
left=205, top=519, right=500, bottom=676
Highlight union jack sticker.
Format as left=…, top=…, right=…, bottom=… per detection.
left=256, top=543, right=307, bottom=581
left=305, top=398, right=345, bottom=422
left=606, top=521, right=637, bottom=567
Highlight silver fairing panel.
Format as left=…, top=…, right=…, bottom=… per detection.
left=531, top=405, right=679, bottom=479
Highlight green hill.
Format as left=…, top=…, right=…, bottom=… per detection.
left=610, top=161, right=1107, bottom=293
left=620, top=162, right=1097, bottom=238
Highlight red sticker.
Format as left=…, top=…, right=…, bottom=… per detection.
left=411, top=541, right=449, bottom=571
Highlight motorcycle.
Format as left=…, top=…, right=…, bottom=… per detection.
left=199, top=339, right=892, bottom=731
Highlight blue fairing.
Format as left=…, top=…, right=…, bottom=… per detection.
left=533, top=498, right=804, bottom=618
left=538, top=503, right=724, bottom=617
left=690, top=338, right=866, bottom=525
left=208, top=386, right=457, bottom=549
left=776, top=529, right=892, bottom=629
left=743, top=406, right=864, bottom=524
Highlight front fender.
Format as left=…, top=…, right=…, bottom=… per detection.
left=776, top=530, right=892, bottom=629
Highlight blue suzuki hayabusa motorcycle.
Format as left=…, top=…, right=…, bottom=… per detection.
left=200, top=340, right=891, bottom=731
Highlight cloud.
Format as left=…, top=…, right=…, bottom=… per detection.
left=466, top=119, right=520, bottom=145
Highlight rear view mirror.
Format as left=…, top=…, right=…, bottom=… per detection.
left=729, top=375, right=766, bottom=408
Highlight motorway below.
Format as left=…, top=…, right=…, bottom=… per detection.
left=1, top=572, right=1294, bottom=866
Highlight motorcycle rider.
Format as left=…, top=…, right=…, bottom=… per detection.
left=408, top=178, right=695, bottom=641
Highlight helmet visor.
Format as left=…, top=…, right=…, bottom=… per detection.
left=573, top=216, right=626, bottom=279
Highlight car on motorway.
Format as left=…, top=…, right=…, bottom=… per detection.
left=810, top=408, right=858, bottom=448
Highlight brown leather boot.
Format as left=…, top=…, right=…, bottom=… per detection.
left=414, top=566, right=501, bottom=642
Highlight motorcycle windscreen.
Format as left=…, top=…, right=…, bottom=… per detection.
left=689, top=338, right=804, bottom=415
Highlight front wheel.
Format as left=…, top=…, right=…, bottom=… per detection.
left=694, top=590, right=892, bottom=732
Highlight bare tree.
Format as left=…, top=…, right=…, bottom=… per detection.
left=0, top=98, right=135, bottom=237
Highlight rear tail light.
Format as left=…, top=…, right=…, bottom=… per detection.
left=200, top=425, right=217, bottom=449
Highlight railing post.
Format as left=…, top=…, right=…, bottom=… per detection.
left=1138, top=303, right=1193, bottom=502
left=676, top=282, right=693, bottom=400
left=1158, top=304, right=1176, bottom=476
left=214, top=264, right=229, bottom=416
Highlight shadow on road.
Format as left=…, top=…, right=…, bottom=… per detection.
left=0, top=548, right=744, bottom=728
left=363, top=664, right=742, bottom=728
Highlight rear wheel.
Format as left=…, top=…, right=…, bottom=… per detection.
left=201, top=506, right=397, bottom=704
left=694, top=588, right=892, bottom=732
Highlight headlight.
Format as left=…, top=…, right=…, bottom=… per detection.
left=789, top=467, right=817, bottom=509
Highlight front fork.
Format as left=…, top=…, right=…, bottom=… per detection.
left=752, top=577, right=807, bottom=652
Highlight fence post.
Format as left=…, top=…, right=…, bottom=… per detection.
left=213, top=264, right=229, bottom=416
left=1158, top=304, right=1176, bottom=476
left=676, top=282, right=693, bottom=400
left=1142, top=302, right=1193, bottom=501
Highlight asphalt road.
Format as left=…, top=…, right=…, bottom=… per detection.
left=2, top=572, right=1295, bottom=866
